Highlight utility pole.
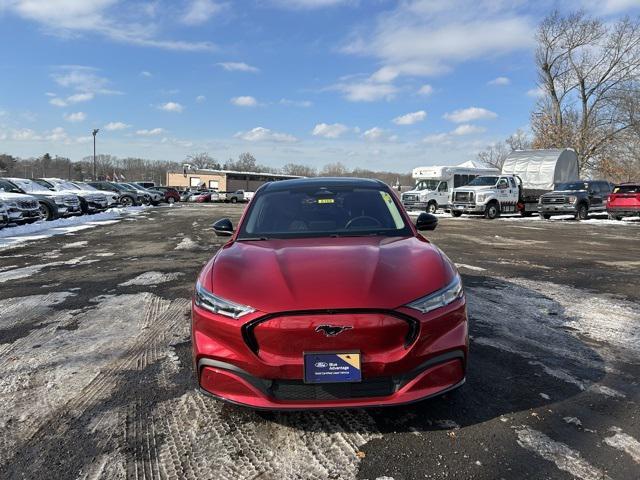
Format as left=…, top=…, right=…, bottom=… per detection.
left=92, top=128, right=99, bottom=180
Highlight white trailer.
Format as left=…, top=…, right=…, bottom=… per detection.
left=401, top=161, right=499, bottom=212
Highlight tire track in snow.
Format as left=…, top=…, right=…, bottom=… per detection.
left=604, top=427, right=640, bottom=464
left=515, top=426, right=611, bottom=480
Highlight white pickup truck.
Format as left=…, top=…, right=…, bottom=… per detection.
left=449, top=149, right=579, bottom=219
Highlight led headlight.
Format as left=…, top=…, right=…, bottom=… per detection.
left=567, top=195, right=577, bottom=203
left=405, top=274, right=464, bottom=314
left=195, top=281, right=255, bottom=319
left=476, top=193, right=486, bottom=202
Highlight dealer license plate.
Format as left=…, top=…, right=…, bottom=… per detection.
left=303, top=352, right=361, bottom=384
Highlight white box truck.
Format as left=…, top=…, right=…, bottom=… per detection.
left=449, top=149, right=579, bottom=219
left=401, top=161, right=499, bottom=213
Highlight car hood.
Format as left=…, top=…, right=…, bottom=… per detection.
left=454, top=185, right=495, bottom=192
left=206, top=236, right=454, bottom=312
left=0, top=191, right=36, bottom=201
left=403, top=189, right=432, bottom=196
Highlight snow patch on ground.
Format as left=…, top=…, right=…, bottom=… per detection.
left=604, top=427, right=640, bottom=464
left=174, top=237, right=200, bottom=250
left=61, top=241, right=88, bottom=249
left=0, top=256, right=97, bottom=283
left=515, top=426, right=611, bottom=480
left=0, top=206, right=149, bottom=250
left=456, top=263, right=486, bottom=272
left=119, top=271, right=184, bottom=287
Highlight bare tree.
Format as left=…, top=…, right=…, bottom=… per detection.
left=186, top=152, right=219, bottom=170
left=319, top=162, right=349, bottom=176
left=477, top=142, right=510, bottom=170
left=281, top=163, right=317, bottom=177
left=532, top=11, right=640, bottom=173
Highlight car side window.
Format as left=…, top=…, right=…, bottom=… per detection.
left=497, top=178, right=509, bottom=189
left=438, top=182, right=448, bottom=192
left=509, top=178, right=516, bottom=188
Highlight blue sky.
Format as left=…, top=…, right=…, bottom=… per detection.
left=0, top=0, right=638, bottom=171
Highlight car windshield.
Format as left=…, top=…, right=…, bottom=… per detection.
left=415, top=180, right=440, bottom=191
left=238, top=185, right=410, bottom=239
left=51, top=180, right=81, bottom=191
left=467, top=176, right=499, bottom=186
left=75, top=182, right=98, bottom=191
left=556, top=182, right=588, bottom=191
left=11, top=179, right=51, bottom=193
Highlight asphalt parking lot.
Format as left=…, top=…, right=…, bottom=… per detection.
left=1, top=204, right=639, bottom=480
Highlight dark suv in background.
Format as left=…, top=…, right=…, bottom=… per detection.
left=88, top=181, right=144, bottom=207
left=538, top=180, right=612, bottom=220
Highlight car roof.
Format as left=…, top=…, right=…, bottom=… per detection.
left=261, top=176, right=386, bottom=192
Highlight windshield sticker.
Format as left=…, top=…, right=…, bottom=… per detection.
left=317, top=198, right=335, bottom=204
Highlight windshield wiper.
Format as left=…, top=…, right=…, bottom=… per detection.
left=237, top=236, right=270, bottom=241
left=330, top=231, right=386, bottom=238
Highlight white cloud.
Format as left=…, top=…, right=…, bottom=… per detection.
left=423, top=133, right=451, bottom=145
left=235, top=127, right=297, bottom=143
left=51, top=66, right=120, bottom=95
left=230, top=96, right=258, bottom=107
left=46, top=126, right=68, bottom=141
left=488, top=76, right=511, bottom=86
left=140, top=71, right=152, bottom=77
left=362, top=127, right=397, bottom=142
left=217, top=62, right=260, bottom=73
left=452, top=124, right=486, bottom=136
left=444, top=107, right=497, bottom=123
left=158, top=102, right=184, bottom=113
left=270, top=0, right=351, bottom=9
left=67, top=92, right=94, bottom=103
left=527, top=86, right=545, bottom=98
left=312, top=123, right=349, bottom=139
left=393, top=110, right=426, bottom=125
left=280, top=98, right=312, bottom=107
left=11, top=128, right=41, bottom=141
left=196, top=95, right=206, bottom=103
left=136, top=128, right=165, bottom=136
left=418, top=84, right=434, bottom=96
left=64, top=111, right=86, bottom=122
left=104, top=121, right=131, bottom=131
left=4, top=1, right=217, bottom=52
left=182, top=0, right=225, bottom=25
left=49, top=97, right=67, bottom=107
left=330, top=80, right=397, bottom=102
left=341, top=1, right=535, bottom=81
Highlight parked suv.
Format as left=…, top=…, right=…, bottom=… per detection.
left=0, top=190, right=42, bottom=224
left=607, top=183, right=640, bottom=220
left=0, top=201, right=9, bottom=228
left=35, top=178, right=108, bottom=213
left=0, top=178, right=81, bottom=220
left=538, top=180, right=612, bottom=220
left=87, top=181, right=143, bottom=207
left=150, top=186, right=180, bottom=204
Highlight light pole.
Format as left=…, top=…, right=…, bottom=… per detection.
left=92, top=128, right=99, bottom=180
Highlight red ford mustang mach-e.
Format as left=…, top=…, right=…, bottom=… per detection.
left=192, top=177, right=468, bottom=409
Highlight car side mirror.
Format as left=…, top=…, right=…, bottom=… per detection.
left=213, top=218, right=234, bottom=237
left=416, top=212, right=438, bottom=231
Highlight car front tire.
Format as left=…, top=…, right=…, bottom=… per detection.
left=484, top=202, right=500, bottom=220
left=426, top=201, right=437, bottom=214
left=39, top=202, right=55, bottom=221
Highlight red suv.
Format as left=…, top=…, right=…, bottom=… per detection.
left=151, top=187, right=180, bottom=204
left=607, top=183, right=640, bottom=220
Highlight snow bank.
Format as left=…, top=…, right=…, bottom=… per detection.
left=0, top=206, right=149, bottom=250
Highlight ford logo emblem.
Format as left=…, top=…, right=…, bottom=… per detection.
left=314, top=362, right=328, bottom=368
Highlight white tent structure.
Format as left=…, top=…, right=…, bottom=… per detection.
left=502, top=149, right=579, bottom=191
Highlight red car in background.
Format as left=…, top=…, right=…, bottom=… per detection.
left=151, top=187, right=181, bottom=204
left=607, top=183, right=640, bottom=220
left=192, top=177, right=468, bottom=409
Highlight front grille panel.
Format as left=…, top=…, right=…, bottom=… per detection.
left=454, top=191, right=474, bottom=203
left=17, top=199, right=38, bottom=210
left=63, top=195, right=80, bottom=206
left=270, top=377, right=396, bottom=400
left=542, top=196, right=568, bottom=204
left=402, top=194, right=418, bottom=202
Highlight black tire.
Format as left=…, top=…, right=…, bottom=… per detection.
left=426, top=201, right=437, bottom=214
left=39, top=202, right=55, bottom=221
left=120, top=195, right=134, bottom=207
left=539, top=213, right=551, bottom=220
left=451, top=211, right=463, bottom=218
left=484, top=202, right=500, bottom=220
left=575, top=203, right=589, bottom=220
left=168, top=197, right=175, bottom=204
left=520, top=210, right=534, bottom=217
left=79, top=198, right=89, bottom=214
left=231, top=197, right=238, bottom=204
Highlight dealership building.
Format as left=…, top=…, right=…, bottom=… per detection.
left=166, top=169, right=301, bottom=191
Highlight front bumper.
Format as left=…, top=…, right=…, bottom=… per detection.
left=193, top=300, right=468, bottom=409
left=449, top=203, right=485, bottom=214
left=15, top=209, right=42, bottom=223
left=402, top=201, right=428, bottom=210
left=538, top=204, right=576, bottom=215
